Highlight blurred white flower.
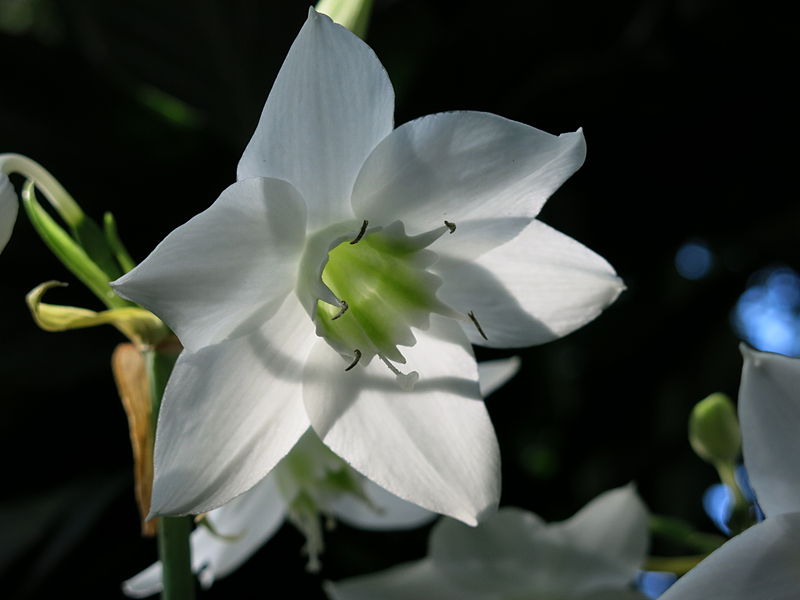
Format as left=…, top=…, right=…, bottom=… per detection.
left=327, top=485, right=650, bottom=600
left=659, top=346, right=800, bottom=600
left=112, top=8, right=622, bottom=526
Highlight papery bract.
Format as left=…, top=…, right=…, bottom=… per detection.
left=112, top=8, right=623, bottom=525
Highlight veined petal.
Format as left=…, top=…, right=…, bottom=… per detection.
left=0, top=173, right=17, bottom=253
left=112, top=177, right=307, bottom=353
left=478, top=357, right=521, bottom=397
left=351, top=111, right=585, bottom=254
left=150, top=295, right=315, bottom=516
left=547, top=484, right=649, bottom=581
left=330, top=478, right=436, bottom=530
left=435, top=219, right=624, bottom=347
left=303, top=315, right=500, bottom=525
left=238, top=8, right=394, bottom=231
left=325, top=560, right=469, bottom=600
left=123, top=475, right=286, bottom=596
left=739, top=345, right=800, bottom=517
left=658, top=513, right=800, bottom=600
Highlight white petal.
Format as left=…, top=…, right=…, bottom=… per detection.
left=330, top=478, right=436, bottom=530
left=303, top=315, right=500, bottom=525
left=325, top=560, right=469, bottom=600
left=0, top=174, right=17, bottom=254
left=429, top=507, right=546, bottom=567
left=739, top=345, right=800, bottom=516
left=191, top=474, right=286, bottom=587
left=435, top=219, right=624, bottom=347
left=237, top=8, right=394, bottom=231
left=352, top=111, right=585, bottom=253
left=659, top=513, right=800, bottom=600
left=478, top=357, right=521, bottom=397
left=547, top=484, right=649, bottom=580
left=122, top=563, right=162, bottom=598
left=150, top=295, right=315, bottom=516
left=112, top=177, right=307, bottom=352
left=122, top=476, right=286, bottom=596
left=431, top=507, right=639, bottom=597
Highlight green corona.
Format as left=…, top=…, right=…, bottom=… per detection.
left=315, top=220, right=460, bottom=369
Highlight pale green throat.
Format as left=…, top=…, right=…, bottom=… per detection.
left=315, top=220, right=462, bottom=374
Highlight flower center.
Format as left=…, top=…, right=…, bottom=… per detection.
left=315, top=221, right=459, bottom=376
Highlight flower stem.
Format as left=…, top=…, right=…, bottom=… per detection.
left=643, top=554, right=707, bottom=575
left=146, top=346, right=195, bottom=600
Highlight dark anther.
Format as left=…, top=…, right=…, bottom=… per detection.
left=350, top=220, right=369, bottom=244
left=332, top=300, right=349, bottom=320
left=444, top=220, right=456, bottom=234
left=468, top=310, right=488, bottom=340
left=345, top=349, right=362, bottom=371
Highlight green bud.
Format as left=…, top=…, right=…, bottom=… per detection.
left=27, top=280, right=170, bottom=347
left=315, top=0, right=374, bottom=38
left=689, top=392, right=741, bottom=465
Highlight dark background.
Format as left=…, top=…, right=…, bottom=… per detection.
left=1, top=0, right=797, bottom=598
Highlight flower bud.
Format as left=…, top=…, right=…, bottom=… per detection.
left=689, top=392, right=741, bottom=465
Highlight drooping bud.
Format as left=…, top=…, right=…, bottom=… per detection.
left=689, top=392, right=741, bottom=466
left=27, top=281, right=170, bottom=348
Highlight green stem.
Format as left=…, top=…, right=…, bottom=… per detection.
left=145, top=347, right=195, bottom=600
left=716, top=461, right=753, bottom=535
left=649, top=514, right=726, bottom=554
left=644, top=554, right=707, bottom=574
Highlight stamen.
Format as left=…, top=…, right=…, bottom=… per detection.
left=349, top=220, right=369, bottom=244
left=331, top=299, right=349, bottom=320
left=378, top=355, right=420, bottom=390
left=468, top=310, right=488, bottom=340
left=444, top=220, right=456, bottom=234
left=345, top=349, right=362, bottom=371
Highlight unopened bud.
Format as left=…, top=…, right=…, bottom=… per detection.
left=689, top=393, right=741, bottom=465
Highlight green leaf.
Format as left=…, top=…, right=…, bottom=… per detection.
left=104, top=211, right=137, bottom=273
left=21, top=180, right=130, bottom=309
left=71, top=211, right=124, bottom=280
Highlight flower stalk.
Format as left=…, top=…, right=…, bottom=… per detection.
left=146, top=345, right=195, bottom=600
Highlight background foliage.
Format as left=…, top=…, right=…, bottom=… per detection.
left=1, top=0, right=796, bottom=597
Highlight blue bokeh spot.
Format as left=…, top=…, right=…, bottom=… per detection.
left=733, top=266, right=800, bottom=357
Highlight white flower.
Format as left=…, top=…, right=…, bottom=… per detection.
left=0, top=174, right=17, bottom=253
left=122, top=359, right=520, bottom=597
left=111, top=8, right=623, bottom=525
left=659, top=346, right=800, bottom=600
left=326, top=485, right=650, bottom=600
